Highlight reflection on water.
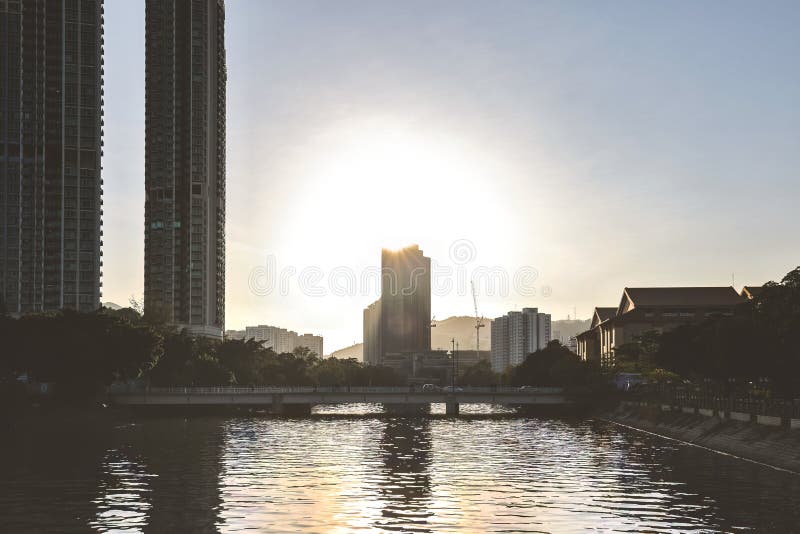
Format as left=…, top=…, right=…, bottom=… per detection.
left=1, top=407, right=800, bottom=532
left=377, top=419, right=433, bottom=532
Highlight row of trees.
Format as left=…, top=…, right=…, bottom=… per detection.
left=0, top=307, right=403, bottom=401
left=614, top=266, right=800, bottom=397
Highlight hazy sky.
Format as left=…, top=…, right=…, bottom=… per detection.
left=103, top=1, right=799, bottom=352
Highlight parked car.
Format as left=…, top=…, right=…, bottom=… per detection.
left=442, top=386, right=464, bottom=393
left=421, top=384, right=439, bottom=392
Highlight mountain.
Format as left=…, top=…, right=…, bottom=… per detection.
left=102, top=301, right=123, bottom=310
left=327, top=316, right=591, bottom=361
left=431, top=316, right=491, bottom=351
left=551, top=319, right=591, bottom=341
left=328, top=343, right=364, bottom=361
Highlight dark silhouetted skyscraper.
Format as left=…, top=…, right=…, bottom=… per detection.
left=0, top=0, right=105, bottom=313
left=144, top=0, right=226, bottom=338
left=363, top=245, right=431, bottom=365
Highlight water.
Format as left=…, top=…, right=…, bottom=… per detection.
left=2, top=405, right=799, bottom=533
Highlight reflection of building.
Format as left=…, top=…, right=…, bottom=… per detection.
left=239, top=324, right=323, bottom=356
left=363, top=245, right=431, bottom=365
left=576, top=287, right=745, bottom=368
left=377, top=419, right=432, bottom=530
left=1, top=1, right=104, bottom=313
left=490, top=308, right=551, bottom=372
left=144, top=0, right=227, bottom=339
left=134, top=418, right=224, bottom=531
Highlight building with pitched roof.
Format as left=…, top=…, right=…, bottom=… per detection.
left=576, top=287, right=745, bottom=368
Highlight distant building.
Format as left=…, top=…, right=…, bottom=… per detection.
left=1, top=1, right=104, bottom=313
left=225, top=330, right=246, bottom=340
left=363, top=300, right=382, bottom=365
left=362, top=245, right=432, bottom=366
left=576, top=287, right=745, bottom=368
left=144, top=0, right=227, bottom=339
left=490, top=308, right=552, bottom=372
left=297, top=333, right=324, bottom=358
left=458, top=349, right=491, bottom=370
left=566, top=336, right=578, bottom=354
left=380, top=348, right=488, bottom=385
left=238, top=324, right=323, bottom=356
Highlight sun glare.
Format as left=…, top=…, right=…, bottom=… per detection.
left=290, top=117, right=499, bottom=259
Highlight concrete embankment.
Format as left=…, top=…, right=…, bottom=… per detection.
left=602, top=402, right=800, bottom=473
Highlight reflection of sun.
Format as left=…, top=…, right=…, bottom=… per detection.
left=293, top=117, right=500, bottom=255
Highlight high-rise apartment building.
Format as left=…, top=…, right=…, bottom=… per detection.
left=144, top=0, right=226, bottom=338
left=363, top=245, right=431, bottom=365
left=490, top=308, right=551, bottom=372
left=1, top=0, right=105, bottom=313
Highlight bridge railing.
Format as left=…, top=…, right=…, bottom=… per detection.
left=107, top=385, right=566, bottom=395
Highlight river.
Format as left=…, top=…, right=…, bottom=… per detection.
left=1, top=404, right=799, bottom=532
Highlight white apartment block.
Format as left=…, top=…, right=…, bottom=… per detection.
left=297, top=333, right=324, bottom=358
left=240, top=324, right=323, bottom=356
left=490, top=308, right=551, bottom=372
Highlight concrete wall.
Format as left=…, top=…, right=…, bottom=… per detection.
left=605, top=403, right=800, bottom=473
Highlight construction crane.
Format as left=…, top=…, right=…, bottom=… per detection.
left=471, top=281, right=485, bottom=358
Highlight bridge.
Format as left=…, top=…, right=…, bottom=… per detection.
left=108, top=386, right=580, bottom=415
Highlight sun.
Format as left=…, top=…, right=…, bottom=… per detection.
left=278, top=116, right=502, bottom=264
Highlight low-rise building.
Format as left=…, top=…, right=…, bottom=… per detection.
left=576, top=287, right=745, bottom=368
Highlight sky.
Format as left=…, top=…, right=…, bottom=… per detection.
left=102, top=0, right=800, bottom=353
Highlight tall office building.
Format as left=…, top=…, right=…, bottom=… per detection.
left=0, top=0, right=105, bottom=313
left=490, top=307, right=551, bottom=372
left=363, top=245, right=431, bottom=365
left=144, top=0, right=226, bottom=338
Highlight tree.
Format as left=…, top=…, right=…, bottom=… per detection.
left=653, top=265, right=800, bottom=397
left=614, top=330, right=661, bottom=374
left=459, top=360, right=497, bottom=386
left=215, top=339, right=270, bottom=385
left=505, top=340, right=598, bottom=388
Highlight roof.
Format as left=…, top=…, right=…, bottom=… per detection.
left=590, top=307, right=618, bottom=329
left=595, top=307, right=618, bottom=321
left=621, top=286, right=744, bottom=310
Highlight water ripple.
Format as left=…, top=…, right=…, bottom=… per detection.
left=1, top=411, right=799, bottom=532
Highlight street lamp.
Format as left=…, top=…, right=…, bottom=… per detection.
left=449, top=337, right=457, bottom=390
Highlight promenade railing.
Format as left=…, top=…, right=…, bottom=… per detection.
left=636, top=383, right=800, bottom=419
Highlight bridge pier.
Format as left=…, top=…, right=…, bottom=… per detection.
left=271, top=394, right=284, bottom=415
left=446, top=401, right=459, bottom=416
left=283, top=404, right=312, bottom=416
left=271, top=394, right=311, bottom=416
